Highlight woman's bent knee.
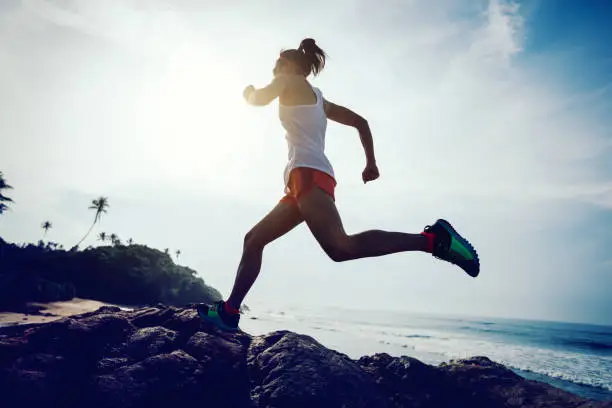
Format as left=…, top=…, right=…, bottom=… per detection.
left=323, top=243, right=353, bottom=262
left=243, top=230, right=264, bottom=252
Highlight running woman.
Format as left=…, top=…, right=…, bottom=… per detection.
left=197, top=38, right=479, bottom=331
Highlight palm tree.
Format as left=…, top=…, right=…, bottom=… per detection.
left=0, top=171, right=14, bottom=215
left=127, top=238, right=134, bottom=246
left=109, top=233, right=118, bottom=245
left=175, top=249, right=181, bottom=260
left=75, top=196, right=109, bottom=247
left=41, top=221, right=52, bottom=237
left=98, top=232, right=107, bottom=242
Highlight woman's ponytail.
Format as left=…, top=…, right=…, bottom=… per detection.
left=297, top=38, right=326, bottom=76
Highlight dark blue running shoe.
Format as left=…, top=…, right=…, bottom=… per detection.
left=424, top=219, right=480, bottom=277
left=196, top=301, right=240, bottom=331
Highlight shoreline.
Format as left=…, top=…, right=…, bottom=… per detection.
left=0, top=298, right=124, bottom=327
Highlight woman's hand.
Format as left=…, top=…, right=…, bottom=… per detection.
left=362, top=162, right=380, bottom=184
left=243, top=85, right=255, bottom=102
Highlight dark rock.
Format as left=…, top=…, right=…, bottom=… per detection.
left=438, top=357, right=591, bottom=408
left=97, top=357, right=129, bottom=373
left=183, top=331, right=251, bottom=405
left=76, top=306, right=122, bottom=319
left=161, top=308, right=201, bottom=333
left=124, top=326, right=180, bottom=360
left=24, top=313, right=135, bottom=360
left=0, top=336, right=28, bottom=367
left=248, top=330, right=388, bottom=408
left=0, top=305, right=609, bottom=408
left=358, top=352, right=456, bottom=407
left=93, top=350, right=206, bottom=408
left=14, top=353, right=65, bottom=372
left=184, top=330, right=249, bottom=378
left=581, top=403, right=612, bottom=408
left=127, top=306, right=177, bottom=328
left=184, top=331, right=244, bottom=364
left=1, top=369, right=57, bottom=407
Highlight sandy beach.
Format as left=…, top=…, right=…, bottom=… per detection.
left=0, top=298, right=118, bottom=326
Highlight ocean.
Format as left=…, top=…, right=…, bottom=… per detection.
left=240, top=305, right=612, bottom=402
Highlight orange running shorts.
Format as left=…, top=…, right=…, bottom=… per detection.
left=280, top=167, right=337, bottom=205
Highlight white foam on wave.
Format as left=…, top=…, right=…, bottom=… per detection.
left=500, top=351, right=612, bottom=392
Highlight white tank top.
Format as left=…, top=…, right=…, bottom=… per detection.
left=279, top=86, right=335, bottom=186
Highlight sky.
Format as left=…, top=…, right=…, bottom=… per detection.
left=1, top=0, right=611, bottom=325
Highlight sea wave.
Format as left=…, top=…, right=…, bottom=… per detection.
left=404, top=334, right=433, bottom=339
left=560, top=339, right=612, bottom=352
left=475, top=321, right=495, bottom=326
left=377, top=329, right=439, bottom=340
left=458, top=325, right=508, bottom=335
left=507, top=364, right=612, bottom=392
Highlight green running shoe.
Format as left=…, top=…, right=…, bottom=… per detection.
left=196, top=301, right=240, bottom=331
left=424, top=219, right=480, bottom=277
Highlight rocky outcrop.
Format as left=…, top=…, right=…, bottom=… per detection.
left=0, top=305, right=609, bottom=408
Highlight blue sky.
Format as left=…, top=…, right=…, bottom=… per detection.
left=521, top=1, right=612, bottom=93
left=0, top=0, right=611, bottom=325
left=525, top=1, right=612, bottom=60
left=519, top=0, right=612, bottom=322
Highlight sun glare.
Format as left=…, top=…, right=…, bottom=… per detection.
left=145, top=52, right=259, bottom=188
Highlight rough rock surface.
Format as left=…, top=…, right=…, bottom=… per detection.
left=0, top=305, right=609, bottom=408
